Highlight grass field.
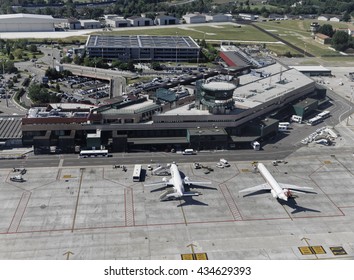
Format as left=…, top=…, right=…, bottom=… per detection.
left=254, top=19, right=351, bottom=56
left=92, top=24, right=278, bottom=42
left=82, top=19, right=353, bottom=59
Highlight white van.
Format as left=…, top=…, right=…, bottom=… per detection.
left=219, top=159, right=230, bottom=167
left=183, top=149, right=195, bottom=155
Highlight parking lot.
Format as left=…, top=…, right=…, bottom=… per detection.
left=53, top=76, right=110, bottom=105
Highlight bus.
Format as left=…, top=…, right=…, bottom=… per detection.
left=278, top=125, right=288, bottom=131
left=132, top=164, right=142, bottom=182
left=317, top=111, right=330, bottom=119
left=278, top=122, right=290, bottom=127
left=307, top=116, right=323, bottom=126
left=79, top=150, right=108, bottom=158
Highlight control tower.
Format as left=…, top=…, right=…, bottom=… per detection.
left=196, top=80, right=236, bottom=114
left=310, top=22, right=320, bottom=39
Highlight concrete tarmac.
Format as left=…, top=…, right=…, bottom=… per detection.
left=1, top=145, right=354, bottom=260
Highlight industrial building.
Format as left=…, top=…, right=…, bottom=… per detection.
left=127, top=16, right=153, bottom=27
left=0, top=13, right=63, bottom=32
left=79, top=19, right=101, bottom=29
left=106, top=17, right=130, bottom=28
left=183, top=13, right=206, bottom=24
left=0, top=116, right=23, bottom=147
left=154, top=15, right=179, bottom=25
left=21, top=63, right=326, bottom=154
left=85, top=35, right=200, bottom=62
left=290, top=65, right=332, bottom=76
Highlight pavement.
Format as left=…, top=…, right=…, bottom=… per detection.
left=1, top=137, right=354, bottom=259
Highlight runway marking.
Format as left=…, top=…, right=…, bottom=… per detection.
left=219, top=184, right=242, bottom=221
left=299, top=246, right=313, bottom=255
left=71, top=169, right=84, bottom=232
left=181, top=253, right=208, bottom=260
left=124, top=188, right=135, bottom=226
left=56, top=168, right=62, bottom=181
left=195, top=253, right=208, bottom=260
left=311, top=246, right=326, bottom=255
left=8, top=191, right=31, bottom=233
left=179, top=200, right=188, bottom=226
left=330, top=246, right=347, bottom=255
left=181, top=254, right=194, bottom=260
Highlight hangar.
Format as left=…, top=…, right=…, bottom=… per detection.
left=0, top=13, right=63, bottom=32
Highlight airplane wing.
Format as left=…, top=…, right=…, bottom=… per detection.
left=144, top=177, right=172, bottom=188
left=182, top=191, right=200, bottom=197
left=279, top=183, right=313, bottom=192
left=183, top=177, right=212, bottom=186
left=144, top=181, right=168, bottom=187
left=239, top=183, right=271, bottom=193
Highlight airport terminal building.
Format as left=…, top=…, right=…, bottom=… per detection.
left=85, top=35, right=201, bottom=62
left=21, top=64, right=324, bottom=154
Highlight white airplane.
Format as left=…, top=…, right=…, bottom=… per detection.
left=239, top=162, right=313, bottom=201
left=144, top=163, right=212, bottom=201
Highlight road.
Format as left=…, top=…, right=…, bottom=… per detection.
left=0, top=146, right=296, bottom=169
left=61, top=64, right=128, bottom=96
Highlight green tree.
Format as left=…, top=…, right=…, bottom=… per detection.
left=55, top=83, right=60, bottom=92
left=4, top=60, right=17, bottom=73
left=28, top=83, right=60, bottom=104
left=61, top=56, right=73, bottom=64
left=151, top=61, right=162, bottom=70
left=318, top=24, right=334, bottom=37
left=332, top=30, right=350, bottom=51
left=28, top=44, right=38, bottom=53
left=73, top=55, right=83, bottom=65
left=342, top=12, right=351, bottom=22
left=13, top=48, right=23, bottom=59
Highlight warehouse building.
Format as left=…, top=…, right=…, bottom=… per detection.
left=0, top=116, right=23, bottom=147
left=106, top=17, right=130, bottom=28
left=0, top=13, right=63, bottom=32
left=154, top=15, right=179, bottom=25
left=79, top=19, right=101, bottom=29
left=127, top=16, right=153, bottom=27
left=183, top=13, right=206, bottom=24
left=290, top=65, right=332, bottom=76
left=85, top=35, right=200, bottom=62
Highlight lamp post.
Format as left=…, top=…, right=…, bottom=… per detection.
left=2, top=59, right=8, bottom=107
left=348, top=86, right=354, bottom=126
left=175, top=32, right=178, bottom=71
left=303, top=43, right=307, bottom=57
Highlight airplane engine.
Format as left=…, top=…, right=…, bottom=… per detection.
left=162, top=177, right=168, bottom=182
left=271, top=189, right=277, bottom=198
left=184, top=176, right=190, bottom=185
